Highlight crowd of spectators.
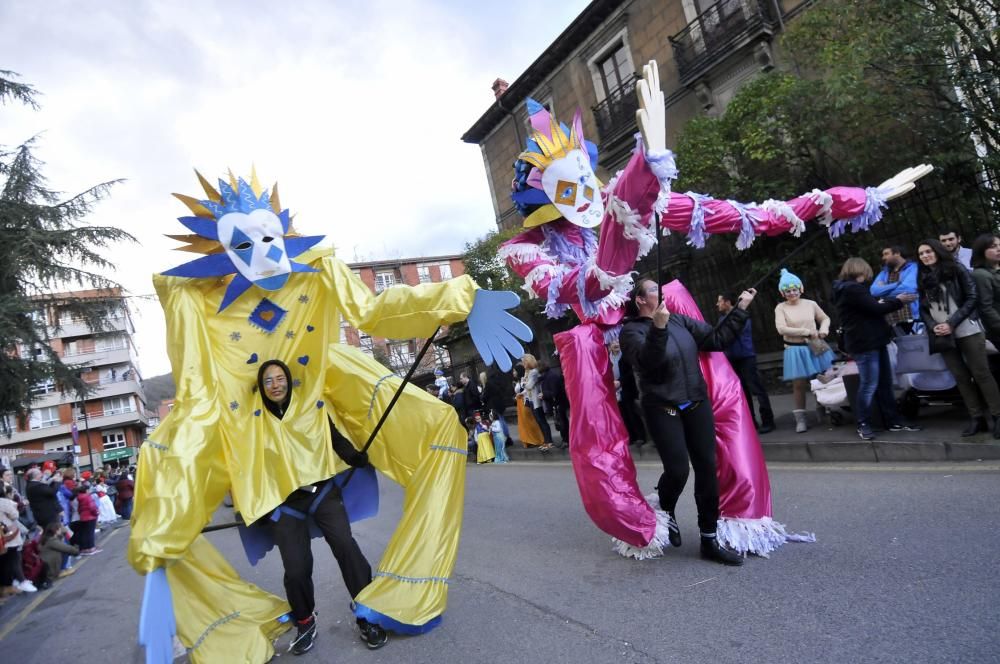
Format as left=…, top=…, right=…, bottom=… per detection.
left=0, top=461, right=133, bottom=601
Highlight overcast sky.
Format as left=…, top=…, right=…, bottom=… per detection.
left=1, top=0, right=590, bottom=377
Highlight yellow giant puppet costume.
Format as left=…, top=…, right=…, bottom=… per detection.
left=131, top=171, right=531, bottom=663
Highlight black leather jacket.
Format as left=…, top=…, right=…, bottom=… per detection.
left=620, top=308, right=748, bottom=407
left=918, top=264, right=979, bottom=332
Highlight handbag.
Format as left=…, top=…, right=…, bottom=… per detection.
left=807, top=337, right=831, bottom=357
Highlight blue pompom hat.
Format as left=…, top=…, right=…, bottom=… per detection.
left=778, top=268, right=804, bottom=293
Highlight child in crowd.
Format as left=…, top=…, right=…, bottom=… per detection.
left=40, top=522, right=79, bottom=583
left=491, top=414, right=509, bottom=464
left=470, top=412, right=495, bottom=464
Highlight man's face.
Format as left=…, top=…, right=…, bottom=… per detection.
left=882, top=248, right=902, bottom=268
left=939, top=233, right=961, bottom=253
left=716, top=295, right=732, bottom=313
left=637, top=281, right=660, bottom=310
left=262, top=365, right=288, bottom=403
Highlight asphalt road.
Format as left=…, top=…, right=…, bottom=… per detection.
left=2, top=461, right=998, bottom=664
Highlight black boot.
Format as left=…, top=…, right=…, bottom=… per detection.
left=961, top=417, right=988, bottom=437
left=700, top=536, right=744, bottom=566
left=993, top=416, right=1000, bottom=440
left=666, top=512, right=682, bottom=548
left=290, top=614, right=317, bottom=655
left=757, top=410, right=776, bottom=434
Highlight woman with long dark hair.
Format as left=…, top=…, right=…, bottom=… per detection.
left=970, top=233, right=1000, bottom=349
left=916, top=239, right=1000, bottom=437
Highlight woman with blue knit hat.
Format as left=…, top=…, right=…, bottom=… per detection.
left=774, top=269, right=835, bottom=432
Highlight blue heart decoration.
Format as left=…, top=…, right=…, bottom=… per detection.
left=316, top=400, right=324, bottom=409
left=247, top=353, right=258, bottom=364
left=306, top=325, right=315, bottom=332
left=254, top=409, right=261, bottom=417
left=297, top=355, right=309, bottom=366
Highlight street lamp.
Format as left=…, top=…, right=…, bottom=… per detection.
left=74, top=373, right=96, bottom=471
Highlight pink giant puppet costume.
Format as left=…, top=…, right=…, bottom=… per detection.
left=499, top=61, right=932, bottom=558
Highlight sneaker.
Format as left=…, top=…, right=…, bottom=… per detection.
left=699, top=537, right=744, bottom=566
left=666, top=512, right=682, bottom=548
left=16, top=580, right=38, bottom=593
left=888, top=422, right=922, bottom=432
left=289, top=615, right=317, bottom=655
left=358, top=619, right=388, bottom=650
left=857, top=424, right=876, bottom=441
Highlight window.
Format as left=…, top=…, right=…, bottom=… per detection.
left=19, top=343, right=44, bottom=360
left=437, top=263, right=453, bottom=280
left=387, top=341, right=415, bottom=369
left=31, top=379, right=56, bottom=396
left=44, top=440, right=73, bottom=452
left=102, top=396, right=134, bottom=416
left=102, top=429, right=126, bottom=450
left=358, top=332, right=374, bottom=355
left=339, top=320, right=349, bottom=345
left=58, top=309, right=82, bottom=325
left=100, top=365, right=129, bottom=384
left=596, top=42, right=631, bottom=99
left=95, top=334, right=127, bottom=351
left=29, top=406, right=61, bottom=430
left=417, top=265, right=432, bottom=284
left=374, top=271, right=397, bottom=293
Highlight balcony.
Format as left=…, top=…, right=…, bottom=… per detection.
left=60, top=346, right=134, bottom=369
left=669, top=0, right=778, bottom=86
left=592, top=73, right=641, bottom=145
left=49, top=314, right=132, bottom=340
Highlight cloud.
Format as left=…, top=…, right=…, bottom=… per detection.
left=1, top=0, right=590, bottom=376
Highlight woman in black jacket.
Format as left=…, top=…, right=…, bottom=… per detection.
left=620, top=279, right=756, bottom=567
left=970, top=233, right=1000, bottom=349
left=831, top=257, right=919, bottom=440
left=916, top=239, right=1000, bottom=437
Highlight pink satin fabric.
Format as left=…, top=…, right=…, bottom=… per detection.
left=661, top=281, right=772, bottom=520
left=555, top=323, right=655, bottom=547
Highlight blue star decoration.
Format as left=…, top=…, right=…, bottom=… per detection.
left=160, top=173, right=325, bottom=312
left=285, top=330, right=296, bottom=340
left=292, top=378, right=302, bottom=388
left=298, top=294, right=310, bottom=304
left=248, top=298, right=287, bottom=334
left=230, top=331, right=242, bottom=342
left=230, top=401, right=239, bottom=411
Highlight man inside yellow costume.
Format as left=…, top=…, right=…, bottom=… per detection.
left=132, top=170, right=532, bottom=663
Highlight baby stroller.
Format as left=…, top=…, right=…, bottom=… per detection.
left=891, top=330, right=962, bottom=419
left=810, top=356, right=858, bottom=426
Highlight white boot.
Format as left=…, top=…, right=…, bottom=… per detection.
left=793, top=409, right=809, bottom=434
left=16, top=579, right=37, bottom=593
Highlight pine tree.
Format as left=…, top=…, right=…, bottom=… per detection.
left=0, top=71, right=136, bottom=428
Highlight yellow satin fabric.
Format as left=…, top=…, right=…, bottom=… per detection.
left=129, top=250, right=477, bottom=660
left=476, top=432, right=495, bottom=463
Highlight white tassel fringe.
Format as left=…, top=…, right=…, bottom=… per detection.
left=611, top=492, right=675, bottom=560
left=716, top=516, right=817, bottom=558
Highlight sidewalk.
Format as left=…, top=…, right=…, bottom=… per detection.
left=499, top=393, right=1000, bottom=463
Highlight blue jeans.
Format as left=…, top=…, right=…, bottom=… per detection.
left=854, top=347, right=899, bottom=428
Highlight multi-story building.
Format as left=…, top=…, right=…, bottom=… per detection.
left=1, top=288, right=148, bottom=472
left=341, top=255, right=465, bottom=377
left=462, top=0, right=810, bottom=230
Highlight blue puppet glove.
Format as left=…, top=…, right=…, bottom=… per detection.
left=467, top=290, right=533, bottom=372
left=139, top=567, right=177, bottom=664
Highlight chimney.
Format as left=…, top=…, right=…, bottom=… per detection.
left=491, top=78, right=509, bottom=99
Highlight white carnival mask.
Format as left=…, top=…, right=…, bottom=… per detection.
left=217, top=208, right=292, bottom=290
left=541, top=149, right=604, bottom=228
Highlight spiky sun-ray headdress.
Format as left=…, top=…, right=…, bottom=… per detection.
left=511, top=99, right=601, bottom=228
left=163, top=167, right=324, bottom=311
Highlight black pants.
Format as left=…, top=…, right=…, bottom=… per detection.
left=272, top=485, right=372, bottom=621
left=617, top=397, right=645, bottom=443
left=531, top=405, right=554, bottom=444
left=729, top=356, right=774, bottom=427
left=642, top=400, right=720, bottom=534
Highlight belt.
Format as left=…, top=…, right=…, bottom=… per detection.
left=270, top=478, right=336, bottom=523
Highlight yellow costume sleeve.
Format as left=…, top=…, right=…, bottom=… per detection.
left=129, top=276, right=229, bottom=574
left=325, top=256, right=478, bottom=339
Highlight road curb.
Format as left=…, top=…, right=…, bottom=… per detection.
left=496, top=439, right=1000, bottom=464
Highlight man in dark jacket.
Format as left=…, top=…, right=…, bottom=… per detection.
left=620, top=279, right=755, bottom=567
left=25, top=468, right=61, bottom=529
left=540, top=359, right=570, bottom=448
left=716, top=292, right=775, bottom=434
left=480, top=366, right=513, bottom=440
left=257, top=359, right=387, bottom=654
left=832, top=257, right=921, bottom=440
